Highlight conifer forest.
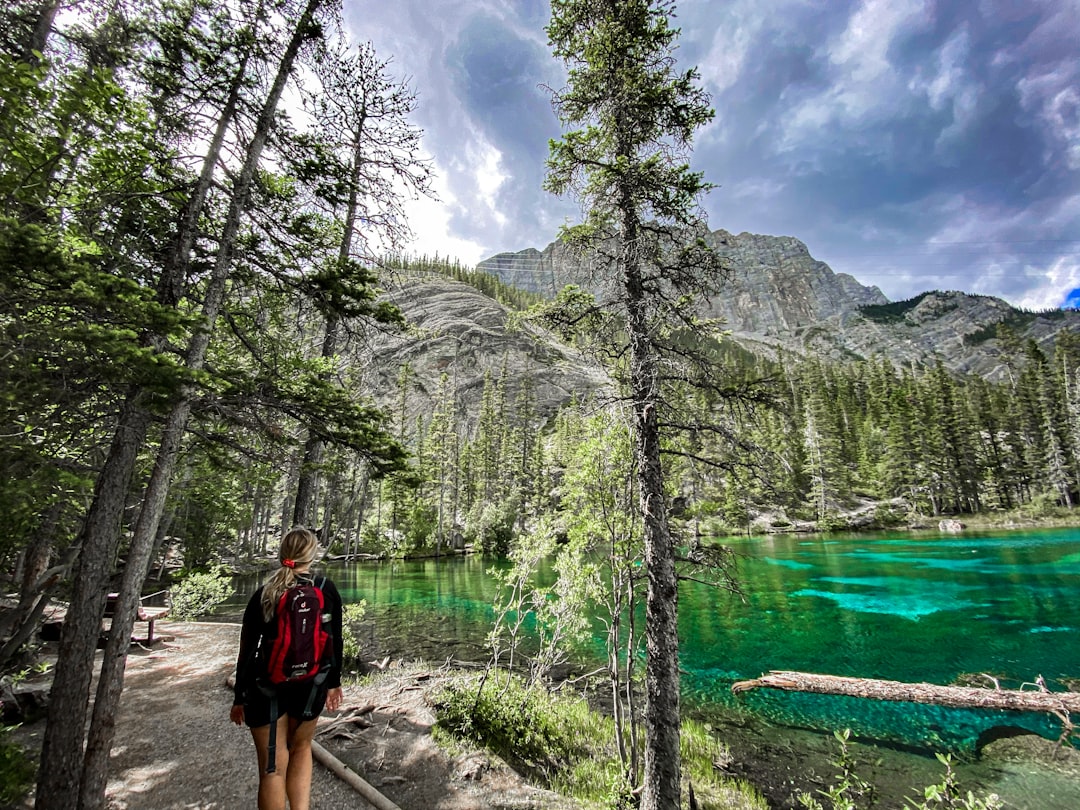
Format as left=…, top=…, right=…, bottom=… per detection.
left=2, top=2, right=1079, bottom=809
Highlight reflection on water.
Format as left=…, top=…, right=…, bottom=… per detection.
left=219, top=528, right=1080, bottom=808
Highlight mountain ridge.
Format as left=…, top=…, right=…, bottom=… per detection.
left=477, top=229, right=1080, bottom=381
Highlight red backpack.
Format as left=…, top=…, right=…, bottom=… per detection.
left=266, top=577, right=330, bottom=684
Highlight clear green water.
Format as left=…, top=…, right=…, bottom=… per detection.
left=679, top=528, right=1080, bottom=752
left=221, top=527, right=1080, bottom=807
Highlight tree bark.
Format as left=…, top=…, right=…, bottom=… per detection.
left=35, top=398, right=152, bottom=810
left=73, top=2, right=326, bottom=808
left=623, top=222, right=681, bottom=808
left=22, top=0, right=61, bottom=65
left=732, top=670, right=1080, bottom=716
left=0, top=503, right=59, bottom=663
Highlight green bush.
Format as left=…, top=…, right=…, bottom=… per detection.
left=168, top=566, right=235, bottom=620
left=431, top=672, right=584, bottom=779
left=340, top=602, right=367, bottom=666
left=0, top=725, right=35, bottom=806
left=431, top=672, right=767, bottom=810
left=801, top=731, right=1002, bottom=810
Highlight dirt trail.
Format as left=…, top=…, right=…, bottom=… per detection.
left=11, top=621, right=579, bottom=810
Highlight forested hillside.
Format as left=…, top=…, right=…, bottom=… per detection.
left=2, top=1, right=1077, bottom=809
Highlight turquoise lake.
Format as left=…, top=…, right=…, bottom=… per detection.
left=221, top=526, right=1080, bottom=807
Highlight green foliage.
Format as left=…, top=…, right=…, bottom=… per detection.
left=964, top=310, right=1068, bottom=346
left=340, top=601, right=367, bottom=666
left=431, top=672, right=766, bottom=809
left=465, top=498, right=518, bottom=556
left=385, top=252, right=545, bottom=312
left=431, top=672, right=588, bottom=781
left=872, top=503, right=907, bottom=527
left=801, top=732, right=1002, bottom=810
left=797, top=730, right=874, bottom=810
left=168, top=567, right=235, bottom=621
left=401, top=498, right=438, bottom=551
left=906, top=755, right=1003, bottom=809
left=0, top=724, right=35, bottom=806
left=858, top=294, right=934, bottom=324
left=488, top=520, right=597, bottom=683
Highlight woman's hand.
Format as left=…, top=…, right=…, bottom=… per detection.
left=229, top=704, right=244, bottom=726
left=326, top=687, right=344, bottom=713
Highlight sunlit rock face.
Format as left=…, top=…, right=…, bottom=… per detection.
left=479, top=229, right=1080, bottom=382
left=355, top=275, right=612, bottom=431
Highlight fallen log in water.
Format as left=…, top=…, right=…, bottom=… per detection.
left=731, top=671, right=1080, bottom=719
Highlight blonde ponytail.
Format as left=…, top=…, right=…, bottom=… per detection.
left=261, top=527, right=319, bottom=622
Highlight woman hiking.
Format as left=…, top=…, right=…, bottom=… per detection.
left=230, top=527, right=344, bottom=810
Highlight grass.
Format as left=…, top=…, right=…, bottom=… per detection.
left=429, top=670, right=767, bottom=810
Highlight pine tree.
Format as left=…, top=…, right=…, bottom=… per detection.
left=545, top=1, right=720, bottom=804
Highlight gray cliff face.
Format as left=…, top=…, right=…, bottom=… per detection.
left=475, top=248, right=548, bottom=295
left=703, top=230, right=888, bottom=333
left=478, top=229, right=889, bottom=334
left=476, top=229, right=1080, bottom=381
left=357, top=275, right=611, bottom=430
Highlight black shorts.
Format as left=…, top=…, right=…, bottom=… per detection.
left=243, top=679, right=328, bottom=728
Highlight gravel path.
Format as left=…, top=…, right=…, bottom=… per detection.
left=12, top=621, right=579, bottom=810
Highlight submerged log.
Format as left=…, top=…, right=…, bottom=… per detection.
left=731, top=671, right=1080, bottom=717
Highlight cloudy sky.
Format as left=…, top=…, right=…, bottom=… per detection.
left=341, top=0, right=1080, bottom=309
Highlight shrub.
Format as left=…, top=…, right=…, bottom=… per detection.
left=873, top=503, right=905, bottom=527
left=801, top=731, right=1003, bottom=810
left=431, top=672, right=584, bottom=780
left=906, top=754, right=1002, bottom=810
left=431, top=672, right=767, bottom=809
left=340, top=602, right=367, bottom=666
left=0, top=724, right=35, bottom=806
left=169, top=566, right=235, bottom=620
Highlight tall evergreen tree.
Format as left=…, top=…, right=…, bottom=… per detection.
left=546, top=2, right=720, bottom=805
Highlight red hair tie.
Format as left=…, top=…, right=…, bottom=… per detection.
left=282, top=559, right=296, bottom=569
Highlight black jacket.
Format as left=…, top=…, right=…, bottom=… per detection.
left=233, top=574, right=345, bottom=706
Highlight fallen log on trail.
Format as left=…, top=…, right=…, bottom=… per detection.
left=732, top=670, right=1080, bottom=720
left=311, top=739, right=402, bottom=810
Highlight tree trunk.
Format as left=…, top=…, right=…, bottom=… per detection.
left=21, top=0, right=61, bottom=66
left=34, top=9, right=252, bottom=799
left=623, top=231, right=681, bottom=810
left=48, top=1, right=326, bottom=807
left=0, top=503, right=59, bottom=658
left=78, top=398, right=193, bottom=810
left=293, top=432, right=323, bottom=527
left=35, top=398, right=152, bottom=810
left=731, top=670, right=1080, bottom=717
left=280, top=450, right=301, bottom=532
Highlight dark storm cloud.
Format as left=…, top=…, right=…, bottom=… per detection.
left=345, top=0, right=1079, bottom=308
left=682, top=0, right=1080, bottom=307
left=442, top=11, right=567, bottom=247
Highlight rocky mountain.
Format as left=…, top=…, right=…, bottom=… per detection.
left=357, top=275, right=611, bottom=430
left=478, top=229, right=1080, bottom=381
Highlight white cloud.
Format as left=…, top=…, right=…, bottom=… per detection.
left=829, top=0, right=929, bottom=83
left=1014, top=256, right=1080, bottom=311
left=470, top=138, right=508, bottom=222
left=398, top=189, right=488, bottom=266
left=699, top=13, right=756, bottom=93
left=920, top=26, right=981, bottom=150
left=1018, top=70, right=1080, bottom=164
left=780, top=0, right=932, bottom=149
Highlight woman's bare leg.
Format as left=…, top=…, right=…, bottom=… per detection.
left=251, top=716, right=290, bottom=810
left=284, top=717, right=318, bottom=810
